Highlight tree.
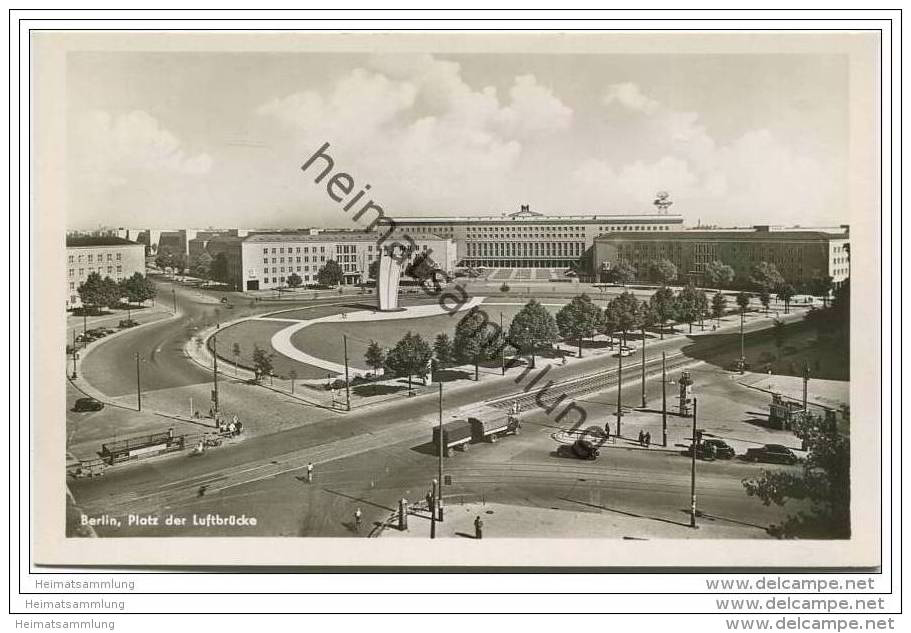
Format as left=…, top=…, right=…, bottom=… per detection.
left=742, top=420, right=849, bottom=538
left=190, top=252, right=213, bottom=279
left=287, top=272, right=303, bottom=288
left=454, top=306, right=502, bottom=381
left=210, top=253, right=229, bottom=284
left=368, top=259, right=381, bottom=280
left=251, top=344, right=274, bottom=382
left=405, top=251, right=439, bottom=283
left=648, top=286, right=677, bottom=340
left=703, top=260, right=735, bottom=289
left=711, top=291, right=727, bottom=325
left=809, top=275, right=834, bottom=307
left=383, top=331, right=433, bottom=394
left=777, top=283, right=796, bottom=314
left=364, top=340, right=385, bottom=375
left=433, top=333, right=455, bottom=369
left=648, top=258, right=677, bottom=286
left=736, top=291, right=751, bottom=313
left=120, top=272, right=156, bottom=305
left=317, top=260, right=344, bottom=286
left=77, top=272, right=113, bottom=312
left=606, top=261, right=637, bottom=286
left=772, top=318, right=786, bottom=359
left=675, top=284, right=701, bottom=334
left=605, top=291, right=641, bottom=346
left=232, top=342, right=241, bottom=375
left=750, top=261, right=785, bottom=293
left=555, top=294, right=602, bottom=358
left=758, top=288, right=771, bottom=313
left=500, top=282, right=511, bottom=293
left=695, top=288, right=709, bottom=330
left=155, top=247, right=186, bottom=272
left=508, top=299, right=559, bottom=367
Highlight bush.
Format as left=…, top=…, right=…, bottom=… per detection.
left=326, top=378, right=347, bottom=391
left=500, top=283, right=511, bottom=293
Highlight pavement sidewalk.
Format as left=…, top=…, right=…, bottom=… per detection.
left=380, top=502, right=770, bottom=539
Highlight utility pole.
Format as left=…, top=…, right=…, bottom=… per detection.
left=430, top=478, right=438, bottom=539
left=615, top=347, right=623, bottom=437
left=802, top=362, right=810, bottom=411
left=212, top=333, right=219, bottom=415
left=640, top=325, right=647, bottom=408
left=172, top=288, right=177, bottom=313
left=690, top=397, right=698, bottom=528
left=135, top=352, right=142, bottom=412
left=71, top=330, right=78, bottom=378
left=83, top=311, right=87, bottom=346
left=343, top=335, right=351, bottom=411
left=438, top=382, right=444, bottom=522
left=661, top=352, right=668, bottom=447
left=739, top=309, right=746, bottom=374
left=500, top=312, right=505, bottom=375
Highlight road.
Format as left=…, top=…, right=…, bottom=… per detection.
left=69, top=281, right=812, bottom=537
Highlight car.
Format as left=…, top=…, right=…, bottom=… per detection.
left=556, top=439, right=600, bottom=460
left=73, top=397, right=104, bottom=412
left=687, top=439, right=736, bottom=459
left=613, top=346, right=637, bottom=357
left=744, top=444, right=798, bottom=464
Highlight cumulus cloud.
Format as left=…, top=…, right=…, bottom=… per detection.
left=256, top=54, right=573, bottom=210
left=603, top=82, right=660, bottom=114
left=73, top=110, right=212, bottom=186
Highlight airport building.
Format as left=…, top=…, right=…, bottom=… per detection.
left=65, top=236, right=146, bottom=309
left=394, top=205, right=684, bottom=269
left=206, top=231, right=457, bottom=291
left=591, top=225, right=850, bottom=287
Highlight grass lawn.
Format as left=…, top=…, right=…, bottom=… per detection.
left=207, top=319, right=331, bottom=380
left=289, top=299, right=568, bottom=372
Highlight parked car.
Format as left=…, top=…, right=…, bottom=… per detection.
left=73, top=397, right=104, bottom=412
left=613, top=346, right=637, bottom=357
left=744, top=444, right=798, bottom=464
left=686, top=439, right=736, bottom=460
left=556, top=439, right=600, bottom=460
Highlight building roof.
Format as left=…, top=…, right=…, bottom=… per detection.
left=243, top=231, right=445, bottom=244
left=394, top=213, right=684, bottom=224
left=595, top=228, right=849, bottom=243
left=66, top=236, right=142, bottom=248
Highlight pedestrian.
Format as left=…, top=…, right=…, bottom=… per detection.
left=644, top=431, right=651, bottom=447
left=208, top=407, right=214, bottom=419
left=354, top=507, right=362, bottom=532
left=474, top=515, right=484, bottom=540
left=168, top=427, right=174, bottom=440
left=638, top=430, right=645, bottom=446
left=235, top=420, right=243, bottom=436
left=306, top=462, right=313, bottom=483
left=603, top=425, right=611, bottom=443
left=232, top=414, right=238, bottom=427
left=425, top=491, right=433, bottom=513
left=227, top=421, right=235, bottom=435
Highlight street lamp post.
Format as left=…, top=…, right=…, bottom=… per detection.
left=640, top=325, right=647, bottom=408
left=615, top=346, right=623, bottom=437
left=212, top=333, right=219, bottom=415
left=690, top=397, right=698, bottom=529
left=172, top=288, right=177, bottom=313
left=438, top=382, right=444, bottom=522
left=135, top=352, right=142, bottom=412
left=661, top=352, right=668, bottom=447
left=71, top=329, right=78, bottom=378
left=500, top=312, right=505, bottom=375
left=343, top=335, right=351, bottom=411
left=739, top=309, right=746, bottom=374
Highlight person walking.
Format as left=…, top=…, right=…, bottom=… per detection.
left=354, top=507, right=363, bottom=533
left=644, top=431, right=651, bottom=447
left=306, top=462, right=313, bottom=483
left=474, top=515, right=484, bottom=540
left=638, top=430, right=645, bottom=446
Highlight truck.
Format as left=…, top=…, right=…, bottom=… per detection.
left=432, top=420, right=473, bottom=457
left=468, top=413, right=520, bottom=443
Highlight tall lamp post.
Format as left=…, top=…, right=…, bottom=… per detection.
left=661, top=352, right=668, bottom=447
left=739, top=308, right=746, bottom=374
left=615, top=346, right=623, bottom=437
left=212, top=332, right=219, bottom=415
left=437, top=382, right=444, bottom=522
left=640, top=324, right=647, bottom=408
left=690, top=397, right=699, bottom=529
left=135, top=352, right=143, bottom=412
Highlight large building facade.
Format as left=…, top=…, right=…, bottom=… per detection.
left=206, top=231, right=456, bottom=291
left=591, top=226, right=850, bottom=287
left=394, top=206, right=684, bottom=268
left=65, top=237, right=146, bottom=309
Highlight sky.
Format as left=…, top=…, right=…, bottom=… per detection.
left=66, top=50, right=849, bottom=230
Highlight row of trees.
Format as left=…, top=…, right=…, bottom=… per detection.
left=601, top=257, right=834, bottom=300
left=363, top=286, right=757, bottom=387
left=76, top=271, right=156, bottom=313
